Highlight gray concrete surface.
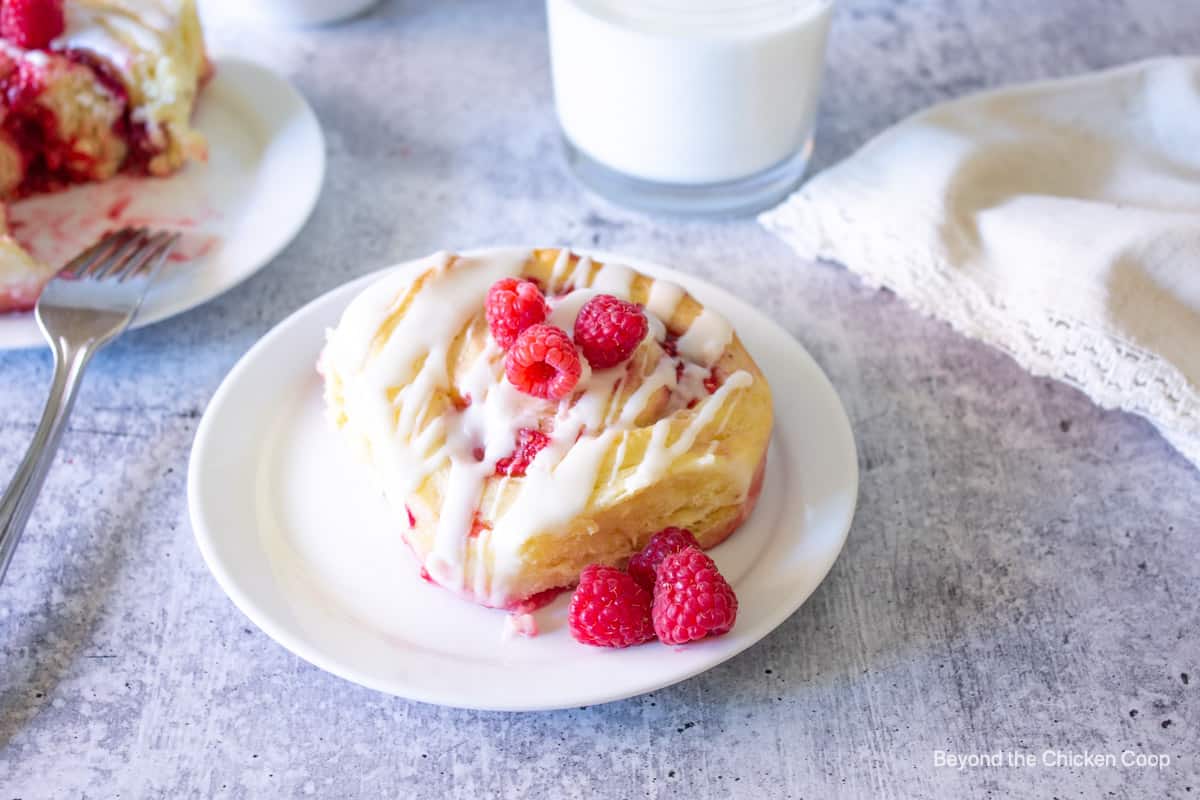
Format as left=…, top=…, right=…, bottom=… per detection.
left=1, top=0, right=1197, bottom=797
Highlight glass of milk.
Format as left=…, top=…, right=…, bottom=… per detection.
left=208, top=0, right=380, bottom=26
left=546, top=0, right=835, bottom=216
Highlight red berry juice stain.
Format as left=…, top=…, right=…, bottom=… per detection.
left=468, top=512, right=491, bottom=539
left=509, top=585, right=569, bottom=615
left=105, top=194, right=134, bottom=221
left=703, top=367, right=722, bottom=394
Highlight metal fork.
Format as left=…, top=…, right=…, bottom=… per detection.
left=0, top=227, right=179, bottom=584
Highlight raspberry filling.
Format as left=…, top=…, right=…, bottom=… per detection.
left=703, top=366, right=722, bottom=394
left=468, top=512, right=491, bottom=539
left=0, top=45, right=161, bottom=197
left=61, top=47, right=128, bottom=106
left=62, top=47, right=159, bottom=169
left=0, top=58, right=60, bottom=192
left=509, top=585, right=569, bottom=615
left=494, top=428, right=550, bottom=477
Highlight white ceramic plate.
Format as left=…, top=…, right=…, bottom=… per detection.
left=0, top=57, right=324, bottom=350
left=188, top=251, right=859, bottom=711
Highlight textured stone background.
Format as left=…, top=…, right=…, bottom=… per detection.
left=1, top=0, right=1197, bottom=797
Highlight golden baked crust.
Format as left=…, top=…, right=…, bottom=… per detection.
left=322, top=248, right=773, bottom=608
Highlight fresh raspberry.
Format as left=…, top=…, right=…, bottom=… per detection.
left=628, top=527, right=700, bottom=590
left=652, top=547, right=738, bottom=645
left=486, top=277, right=548, bottom=349
left=505, top=324, right=581, bottom=400
left=494, top=427, right=550, bottom=477
left=568, top=565, right=656, bottom=648
left=573, top=294, right=648, bottom=369
left=0, top=0, right=65, bottom=50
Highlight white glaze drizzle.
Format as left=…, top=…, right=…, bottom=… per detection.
left=54, top=1, right=176, bottom=67
left=624, top=370, right=752, bottom=493
left=645, top=279, right=685, bottom=321
left=323, top=249, right=751, bottom=606
left=549, top=247, right=574, bottom=288
left=585, top=261, right=635, bottom=295
left=676, top=308, right=733, bottom=367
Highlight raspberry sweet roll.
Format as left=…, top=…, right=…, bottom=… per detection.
left=0, top=0, right=209, bottom=311
left=321, top=248, right=774, bottom=610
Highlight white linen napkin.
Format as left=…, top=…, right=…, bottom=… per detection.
left=762, top=58, right=1200, bottom=467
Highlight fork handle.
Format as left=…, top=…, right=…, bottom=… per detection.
left=0, top=339, right=96, bottom=584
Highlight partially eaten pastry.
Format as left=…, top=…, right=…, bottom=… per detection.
left=0, top=0, right=209, bottom=311
left=321, top=248, right=773, bottom=609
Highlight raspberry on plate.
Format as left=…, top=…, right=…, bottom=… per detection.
left=0, top=0, right=64, bottom=50
left=486, top=277, right=548, bottom=349
left=494, top=427, right=550, bottom=477
left=568, top=564, right=656, bottom=648
left=652, top=546, right=738, bottom=645
left=628, top=527, right=699, bottom=590
left=505, top=323, right=582, bottom=401
left=574, top=293, right=648, bottom=369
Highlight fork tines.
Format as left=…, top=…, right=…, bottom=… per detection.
left=64, top=228, right=181, bottom=282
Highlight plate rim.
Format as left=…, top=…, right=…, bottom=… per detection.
left=0, top=56, right=326, bottom=351
left=188, top=249, right=859, bottom=711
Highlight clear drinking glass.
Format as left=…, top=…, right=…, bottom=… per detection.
left=546, top=0, right=835, bottom=216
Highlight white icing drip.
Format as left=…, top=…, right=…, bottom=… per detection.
left=676, top=308, right=733, bottom=366
left=430, top=458, right=489, bottom=587
left=585, top=262, right=636, bottom=295
left=324, top=248, right=752, bottom=606
left=572, top=255, right=592, bottom=287
left=618, top=354, right=676, bottom=426
left=645, top=279, right=685, bottom=321
left=54, top=2, right=173, bottom=67
left=546, top=289, right=600, bottom=333
left=645, top=313, right=667, bottom=343
left=324, top=249, right=529, bottom=585
left=624, top=370, right=753, bottom=493
left=606, top=432, right=629, bottom=485
left=443, top=348, right=547, bottom=596
left=676, top=362, right=711, bottom=405
left=549, top=248, right=573, bottom=288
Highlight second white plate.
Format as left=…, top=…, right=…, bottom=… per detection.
left=189, top=251, right=858, bottom=711
left=0, top=57, right=325, bottom=350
